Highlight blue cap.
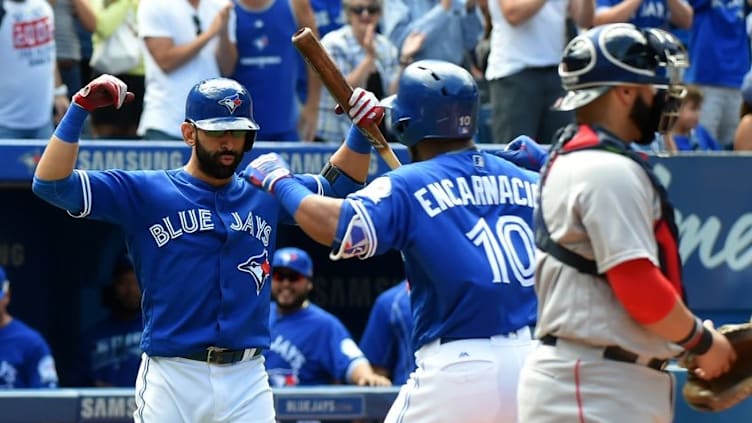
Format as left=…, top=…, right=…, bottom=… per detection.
left=272, top=247, right=313, bottom=278
left=0, top=266, right=8, bottom=300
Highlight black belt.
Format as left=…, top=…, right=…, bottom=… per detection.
left=179, top=347, right=262, bottom=365
left=540, top=335, right=667, bottom=371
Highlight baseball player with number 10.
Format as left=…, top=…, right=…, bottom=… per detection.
left=31, top=74, right=381, bottom=422
left=516, top=24, right=737, bottom=422
left=246, top=60, right=540, bottom=423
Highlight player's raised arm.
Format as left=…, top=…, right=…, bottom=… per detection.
left=321, top=88, right=385, bottom=185
left=34, top=75, right=134, bottom=181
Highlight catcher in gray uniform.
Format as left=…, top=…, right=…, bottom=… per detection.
left=517, top=23, right=736, bottom=423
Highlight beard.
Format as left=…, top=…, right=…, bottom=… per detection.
left=195, top=135, right=243, bottom=179
left=272, top=292, right=307, bottom=314
left=628, top=89, right=669, bottom=145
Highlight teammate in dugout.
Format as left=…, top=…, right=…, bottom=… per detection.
left=512, top=24, right=736, bottom=422
left=246, top=59, right=540, bottom=423
left=31, top=74, right=383, bottom=422
left=265, top=247, right=390, bottom=387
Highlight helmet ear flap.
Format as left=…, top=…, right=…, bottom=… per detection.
left=394, top=117, right=424, bottom=147
left=244, top=131, right=257, bottom=152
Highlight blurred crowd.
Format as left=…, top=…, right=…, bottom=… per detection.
left=2, top=0, right=751, bottom=150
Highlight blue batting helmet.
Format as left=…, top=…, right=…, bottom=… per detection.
left=380, top=60, right=479, bottom=147
left=554, top=23, right=689, bottom=111
left=272, top=247, right=313, bottom=279
left=185, top=78, right=260, bottom=151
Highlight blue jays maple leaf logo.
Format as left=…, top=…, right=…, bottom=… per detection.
left=238, top=250, right=271, bottom=295
left=218, top=93, right=243, bottom=114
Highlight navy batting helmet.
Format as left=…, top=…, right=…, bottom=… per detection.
left=185, top=78, right=260, bottom=151
left=381, top=60, right=479, bottom=147
left=553, top=23, right=689, bottom=111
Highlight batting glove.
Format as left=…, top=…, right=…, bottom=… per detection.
left=335, top=88, right=384, bottom=128
left=244, top=153, right=292, bottom=193
left=73, top=74, right=135, bottom=112
left=495, top=135, right=549, bottom=172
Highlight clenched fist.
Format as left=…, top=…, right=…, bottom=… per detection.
left=73, top=74, right=135, bottom=112
left=335, top=87, right=384, bottom=128
left=244, top=153, right=292, bottom=193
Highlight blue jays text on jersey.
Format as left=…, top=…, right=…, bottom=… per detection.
left=331, top=150, right=540, bottom=351
left=264, top=303, right=367, bottom=387
left=148, top=209, right=272, bottom=248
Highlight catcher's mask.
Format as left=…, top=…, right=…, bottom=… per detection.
left=184, top=77, right=260, bottom=151
left=554, top=23, right=689, bottom=134
left=380, top=60, right=479, bottom=147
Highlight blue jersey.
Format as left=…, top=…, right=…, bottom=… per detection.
left=264, top=303, right=367, bottom=386
left=0, top=319, right=58, bottom=388
left=232, top=0, right=300, bottom=140
left=684, top=0, right=749, bottom=88
left=71, top=168, right=326, bottom=356
left=597, top=0, right=673, bottom=28
left=81, top=314, right=142, bottom=387
left=309, top=0, right=344, bottom=38
left=673, top=124, right=722, bottom=151
left=359, top=280, right=414, bottom=385
left=332, top=150, right=539, bottom=351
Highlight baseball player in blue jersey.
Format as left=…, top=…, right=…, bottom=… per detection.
left=0, top=266, right=59, bottom=389
left=31, top=74, right=382, bottom=422
left=359, top=279, right=414, bottom=385
left=245, top=60, right=540, bottom=423
left=264, top=247, right=390, bottom=387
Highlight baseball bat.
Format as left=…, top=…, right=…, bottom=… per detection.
left=292, top=27, right=402, bottom=170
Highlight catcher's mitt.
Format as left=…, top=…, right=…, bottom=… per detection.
left=681, top=322, right=752, bottom=412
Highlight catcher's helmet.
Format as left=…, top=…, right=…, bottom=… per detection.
left=554, top=23, right=689, bottom=111
left=185, top=78, right=260, bottom=151
left=381, top=60, right=479, bottom=147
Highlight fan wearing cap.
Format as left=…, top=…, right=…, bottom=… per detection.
left=31, top=74, right=384, bottom=422
left=264, top=247, right=390, bottom=388
left=0, top=265, right=59, bottom=389
left=516, top=23, right=736, bottom=422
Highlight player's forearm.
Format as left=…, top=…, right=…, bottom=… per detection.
left=329, top=129, right=372, bottom=183
left=642, top=300, right=697, bottom=344
left=36, top=102, right=89, bottom=180
left=292, top=195, right=344, bottom=246
left=35, top=138, right=80, bottom=180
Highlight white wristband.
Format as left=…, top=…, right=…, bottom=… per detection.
left=54, top=84, right=69, bottom=97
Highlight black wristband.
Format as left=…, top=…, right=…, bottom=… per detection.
left=677, top=317, right=701, bottom=346
left=321, top=161, right=341, bottom=185
left=688, top=326, right=713, bottom=356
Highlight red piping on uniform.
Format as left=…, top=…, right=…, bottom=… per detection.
left=575, top=359, right=586, bottom=423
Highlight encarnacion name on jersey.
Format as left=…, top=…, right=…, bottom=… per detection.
left=414, top=175, right=538, bottom=217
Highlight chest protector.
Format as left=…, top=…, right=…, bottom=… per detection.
left=534, top=124, right=684, bottom=298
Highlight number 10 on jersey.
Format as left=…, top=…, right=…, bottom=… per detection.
left=466, top=216, right=536, bottom=286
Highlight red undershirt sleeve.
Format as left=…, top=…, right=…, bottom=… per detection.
left=605, top=258, right=680, bottom=324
